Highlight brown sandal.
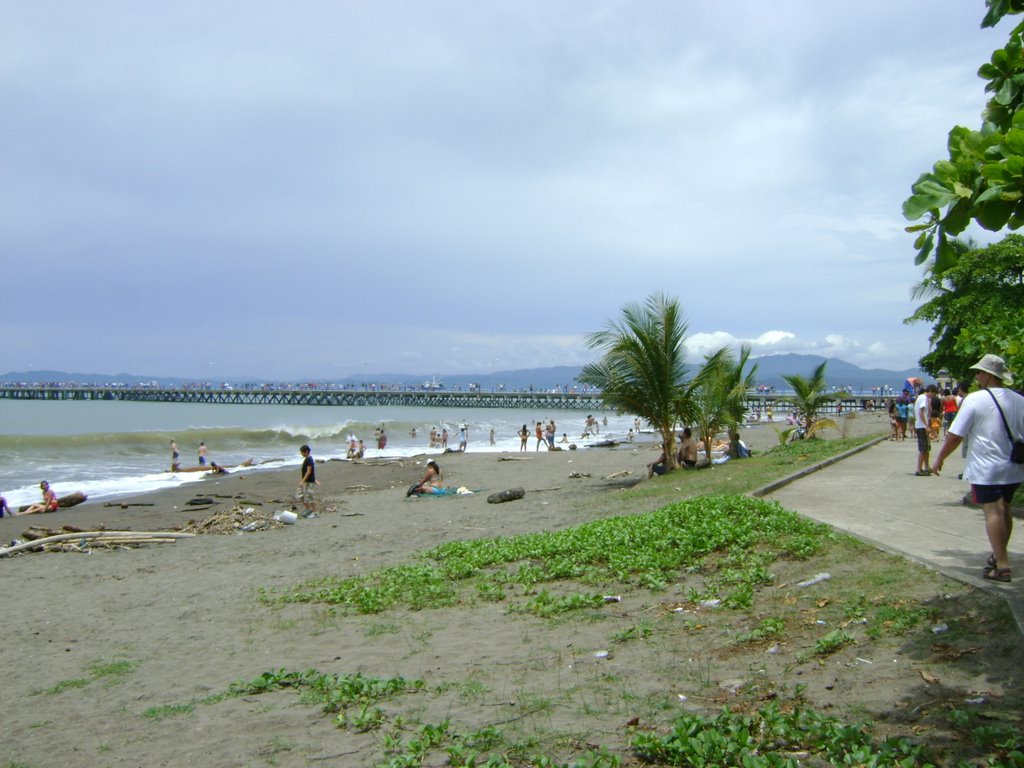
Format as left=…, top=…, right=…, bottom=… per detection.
left=983, top=567, right=1012, bottom=583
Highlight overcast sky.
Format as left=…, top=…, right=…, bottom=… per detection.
left=0, top=1, right=1009, bottom=380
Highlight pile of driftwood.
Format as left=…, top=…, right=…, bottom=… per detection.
left=183, top=506, right=285, bottom=535
left=0, top=524, right=195, bottom=557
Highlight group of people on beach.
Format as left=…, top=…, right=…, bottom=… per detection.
left=646, top=427, right=750, bottom=478
left=513, top=415, right=609, bottom=453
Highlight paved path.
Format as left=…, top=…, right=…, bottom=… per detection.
left=763, top=437, right=1024, bottom=632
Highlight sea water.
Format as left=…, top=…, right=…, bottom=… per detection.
left=0, top=399, right=638, bottom=508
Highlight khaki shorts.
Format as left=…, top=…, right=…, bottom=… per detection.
left=299, top=482, right=318, bottom=504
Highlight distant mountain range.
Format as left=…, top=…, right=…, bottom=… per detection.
left=1, top=355, right=929, bottom=392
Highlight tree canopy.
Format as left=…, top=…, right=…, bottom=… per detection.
left=688, top=345, right=758, bottom=464
left=580, top=293, right=760, bottom=474
left=902, top=1, right=1024, bottom=271
left=904, top=234, right=1024, bottom=380
left=782, top=361, right=839, bottom=439
left=579, top=293, right=690, bottom=470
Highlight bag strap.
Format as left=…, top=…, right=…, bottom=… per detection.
left=985, top=388, right=1017, bottom=442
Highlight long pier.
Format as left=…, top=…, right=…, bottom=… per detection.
left=0, top=385, right=606, bottom=410
left=0, top=385, right=885, bottom=413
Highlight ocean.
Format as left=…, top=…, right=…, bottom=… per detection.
left=0, top=400, right=637, bottom=508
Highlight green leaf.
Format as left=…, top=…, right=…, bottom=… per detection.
left=979, top=62, right=1002, bottom=79
left=916, top=179, right=960, bottom=205
left=975, top=196, right=1017, bottom=230
left=913, top=232, right=935, bottom=266
left=1005, top=128, right=1024, bottom=154
left=935, top=238, right=959, bottom=272
left=903, top=194, right=937, bottom=221
left=904, top=220, right=933, bottom=233
left=942, top=197, right=973, bottom=234
left=997, top=77, right=1020, bottom=106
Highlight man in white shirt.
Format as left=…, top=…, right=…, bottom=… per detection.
left=914, top=384, right=937, bottom=476
left=933, top=354, right=1024, bottom=582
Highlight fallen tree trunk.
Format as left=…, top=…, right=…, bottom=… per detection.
left=58, top=492, right=88, bottom=509
left=18, top=491, right=89, bottom=514
left=487, top=487, right=525, bottom=504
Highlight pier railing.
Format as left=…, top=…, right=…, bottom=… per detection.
left=0, top=385, right=606, bottom=410
left=0, top=385, right=888, bottom=413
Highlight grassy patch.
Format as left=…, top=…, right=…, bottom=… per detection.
left=281, top=494, right=829, bottom=616
left=39, top=657, right=139, bottom=695
left=141, top=702, right=195, bottom=720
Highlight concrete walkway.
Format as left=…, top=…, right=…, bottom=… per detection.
left=761, top=437, right=1024, bottom=633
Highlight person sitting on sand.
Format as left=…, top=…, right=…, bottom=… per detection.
left=0, top=491, right=11, bottom=518
left=20, top=480, right=59, bottom=515
left=208, top=462, right=229, bottom=475
left=411, top=460, right=444, bottom=495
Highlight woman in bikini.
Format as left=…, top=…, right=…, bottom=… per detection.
left=412, top=460, right=444, bottom=495
left=20, top=480, right=59, bottom=515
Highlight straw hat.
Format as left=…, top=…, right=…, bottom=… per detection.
left=970, top=354, right=1014, bottom=385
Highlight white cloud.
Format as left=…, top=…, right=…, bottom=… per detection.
left=0, top=1, right=990, bottom=378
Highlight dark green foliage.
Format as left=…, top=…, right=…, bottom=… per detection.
left=904, top=234, right=1024, bottom=379
left=631, top=703, right=928, bottom=767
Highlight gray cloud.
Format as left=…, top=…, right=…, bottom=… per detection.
left=0, top=1, right=1006, bottom=378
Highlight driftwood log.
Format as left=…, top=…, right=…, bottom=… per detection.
left=17, top=491, right=88, bottom=514
left=487, top=487, right=525, bottom=504
left=0, top=530, right=196, bottom=557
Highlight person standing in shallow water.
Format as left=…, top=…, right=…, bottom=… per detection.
left=198, top=441, right=208, bottom=466
left=170, top=439, right=180, bottom=471
left=297, top=444, right=319, bottom=518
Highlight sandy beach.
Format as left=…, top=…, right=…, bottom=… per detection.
left=1, top=416, right=912, bottom=767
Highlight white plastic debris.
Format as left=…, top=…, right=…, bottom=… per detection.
left=797, top=572, right=832, bottom=588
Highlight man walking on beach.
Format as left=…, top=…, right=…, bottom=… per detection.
left=297, top=444, right=319, bottom=518
left=932, top=355, right=1024, bottom=582
left=914, top=384, right=937, bottom=476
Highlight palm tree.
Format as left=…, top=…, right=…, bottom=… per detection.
left=688, top=345, right=758, bottom=464
left=579, top=293, right=690, bottom=471
left=781, top=361, right=839, bottom=439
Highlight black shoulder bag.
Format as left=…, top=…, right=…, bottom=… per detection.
left=985, top=388, right=1024, bottom=464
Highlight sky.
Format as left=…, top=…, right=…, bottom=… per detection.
left=0, top=1, right=1011, bottom=380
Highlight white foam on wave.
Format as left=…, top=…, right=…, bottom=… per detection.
left=3, top=470, right=211, bottom=509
